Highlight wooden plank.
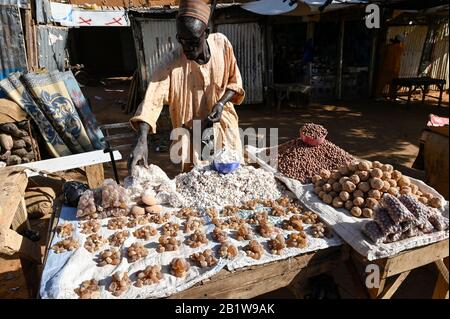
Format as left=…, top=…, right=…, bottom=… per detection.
left=170, top=247, right=345, bottom=299
left=434, top=259, right=449, bottom=284
left=384, top=240, right=449, bottom=277
left=0, top=185, right=23, bottom=230
left=15, top=150, right=122, bottom=178
left=379, top=271, right=411, bottom=299
left=11, top=197, right=29, bottom=232
left=0, top=228, right=41, bottom=263
left=85, top=163, right=105, bottom=189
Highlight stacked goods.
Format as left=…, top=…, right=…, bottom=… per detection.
left=278, top=126, right=354, bottom=183
left=134, top=266, right=163, bottom=287
left=176, top=165, right=285, bottom=209
left=190, top=249, right=218, bottom=268
left=76, top=179, right=130, bottom=219
left=312, top=160, right=445, bottom=218
left=362, top=194, right=449, bottom=244
left=0, top=121, right=39, bottom=166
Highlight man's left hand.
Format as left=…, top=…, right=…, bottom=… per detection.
left=207, top=101, right=224, bottom=123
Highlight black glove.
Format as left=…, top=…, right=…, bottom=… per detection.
left=63, top=181, right=89, bottom=207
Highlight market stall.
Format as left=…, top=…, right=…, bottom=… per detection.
left=35, top=123, right=449, bottom=299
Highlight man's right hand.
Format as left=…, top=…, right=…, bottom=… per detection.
left=127, top=122, right=150, bottom=175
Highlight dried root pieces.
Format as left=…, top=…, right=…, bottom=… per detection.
left=80, top=220, right=101, bottom=234
left=133, top=225, right=157, bottom=240
left=190, top=249, right=218, bottom=268
left=84, top=234, right=107, bottom=253
left=286, top=232, right=308, bottom=248
left=52, top=237, right=79, bottom=253
left=107, top=217, right=127, bottom=230
left=97, top=248, right=121, bottom=266
left=235, top=224, right=254, bottom=241
left=126, top=243, right=148, bottom=262
left=170, top=258, right=190, bottom=278
left=74, top=279, right=101, bottom=299
left=218, top=242, right=238, bottom=259
left=108, top=230, right=130, bottom=247
left=268, top=234, right=286, bottom=255
left=108, top=272, right=131, bottom=297
left=156, top=235, right=180, bottom=253
left=57, top=223, right=74, bottom=238
left=162, top=222, right=180, bottom=236
left=134, top=265, right=163, bottom=287
left=281, top=215, right=303, bottom=231
left=244, top=240, right=264, bottom=260
left=212, top=227, right=228, bottom=243
left=186, top=229, right=208, bottom=248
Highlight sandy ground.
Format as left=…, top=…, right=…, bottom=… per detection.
left=0, top=79, right=448, bottom=299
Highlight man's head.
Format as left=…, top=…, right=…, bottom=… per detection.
left=176, top=16, right=209, bottom=61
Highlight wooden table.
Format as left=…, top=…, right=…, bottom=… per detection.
left=391, top=77, right=446, bottom=107
left=350, top=240, right=449, bottom=299
left=0, top=166, right=41, bottom=298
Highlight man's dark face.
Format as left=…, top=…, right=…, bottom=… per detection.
left=176, top=17, right=208, bottom=61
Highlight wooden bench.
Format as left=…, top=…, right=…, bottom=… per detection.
left=391, top=77, right=446, bottom=107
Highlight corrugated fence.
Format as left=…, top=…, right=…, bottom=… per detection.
left=216, top=22, right=265, bottom=104
left=0, top=3, right=27, bottom=80
left=37, top=25, right=69, bottom=72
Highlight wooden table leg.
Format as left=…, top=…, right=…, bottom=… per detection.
left=85, top=163, right=105, bottom=189
left=378, top=271, right=410, bottom=299
left=438, top=84, right=443, bottom=107
left=432, top=258, right=449, bottom=299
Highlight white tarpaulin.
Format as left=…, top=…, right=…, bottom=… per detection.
left=246, top=145, right=449, bottom=261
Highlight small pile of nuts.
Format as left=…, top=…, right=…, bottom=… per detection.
left=205, top=207, right=218, bottom=219
left=241, top=199, right=258, bottom=210
left=221, top=216, right=245, bottom=230
left=84, top=234, right=107, bottom=253
left=219, top=242, right=238, bottom=259
left=108, top=230, right=130, bottom=247
left=281, top=215, right=303, bottom=231
left=149, top=213, right=171, bottom=224
left=183, top=216, right=204, bottom=233
left=162, top=222, right=180, bottom=236
left=310, top=223, right=329, bottom=238
left=176, top=207, right=199, bottom=219
left=270, top=204, right=287, bottom=217
left=52, top=237, right=79, bottom=253
left=170, top=258, right=190, bottom=278
left=244, top=240, right=264, bottom=260
left=126, top=243, right=148, bottom=262
left=133, top=225, right=157, bottom=240
left=268, top=234, right=286, bottom=255
left=300, top=123, right=328, bottom=140
left=276, top=197, right=291, bottom=207
left=97, top=248, right=121, bottom=266
left=127, top=215, right=149, bottom=228
left=134, top=265, right=163, bottom=287
left=258, top=219, right=277, bottom=238
left=74, top=279, right=101, bottom=299
left=247, top=211, right=268, bottom=225
left=222, top=205, right=239, bottom=217
left=212, top=227, right=228, bottom=243
left=235, top=224, right=254, bottom=241
left=278, top=137, right=354, bottom=183
left=57, top=223, right=74, bottom=238
left=190, top=249, right=218, bottom=268
left=80, top=220, right=101, bottom=234
left=313, top=160, right=444, bottom=218
left=286, top=232, right=308, bottom=248
left=108, top=272, right=131, bottom=297
left=186, top=230, right=209, bottom=248
left=300, top=211, right=318, bottom=224
left=156, top=235, right=180, bottom=252
left=107, top=217, right=127, bottom=230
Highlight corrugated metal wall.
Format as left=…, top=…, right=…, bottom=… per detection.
left=428, top=22, right=449, bottom=89
left=135, top=18, right=177, bottom=91
left=0, top=3, right=27, bottom=80
left=217, top=23, right=265, bottom=104
left=37, top=25, right=68, bottom=71
left=387, top=25, right=428, bottom=77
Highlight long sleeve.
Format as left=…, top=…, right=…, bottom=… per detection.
left=130, top=56, right=172, bottom=134
left=224, top=38, right=245, bottom=105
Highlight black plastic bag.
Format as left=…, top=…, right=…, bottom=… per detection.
left=63, top=181, right=89, bottom=207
